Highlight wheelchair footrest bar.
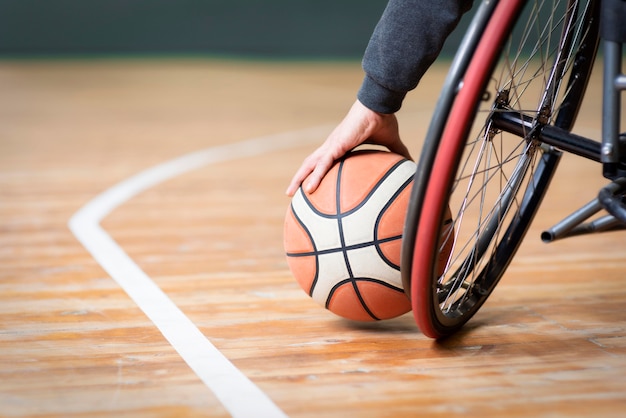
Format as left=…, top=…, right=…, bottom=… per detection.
left=542, top=179, right=626, bottom=242
left=558, top=215, right=626, bottom=239
left=541, top=198, right=603, bottom=242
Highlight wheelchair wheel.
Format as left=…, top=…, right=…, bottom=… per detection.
left=404, top=0, right=600, bottom=338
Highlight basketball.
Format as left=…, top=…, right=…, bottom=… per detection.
left=284, top=149, right=421, bottom=321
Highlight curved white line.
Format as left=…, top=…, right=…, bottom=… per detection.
left=68, top=126, right=330, bottom=418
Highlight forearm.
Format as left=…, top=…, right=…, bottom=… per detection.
left=358, top=0, right=473, bottom=114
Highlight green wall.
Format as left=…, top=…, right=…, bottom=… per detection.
left=0, top=0, right=387, bottom=58
left=0, top=0, right=473, bottom=59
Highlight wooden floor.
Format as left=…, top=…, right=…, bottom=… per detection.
left=1, top=57, right=625, bottom=417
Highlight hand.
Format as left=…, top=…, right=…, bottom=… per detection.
left=285, top=100, right=412, bottom=196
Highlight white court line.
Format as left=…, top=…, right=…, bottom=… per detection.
left=68, top=126, right=330, bottom=418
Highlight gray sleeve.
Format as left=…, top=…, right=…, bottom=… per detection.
left=357, top=0, right=473, bottom=114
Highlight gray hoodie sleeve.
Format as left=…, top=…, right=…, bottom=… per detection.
left=357, top=0, right=473, bottom=114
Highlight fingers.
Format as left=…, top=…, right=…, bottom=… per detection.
left=285, top=155, right=316, bottom=196
left=301, top=153, right=336, bottom=195
left=285, top=146, right=336, bottom=196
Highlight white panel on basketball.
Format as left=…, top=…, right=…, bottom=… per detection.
left=290, top=188, right=343, bottom=251
left=347, top=246, right=400, bottom=284
left=311, top=252, right=351, bottom=305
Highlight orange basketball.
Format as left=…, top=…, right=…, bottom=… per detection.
left=284, top=149, right=417, bottom=321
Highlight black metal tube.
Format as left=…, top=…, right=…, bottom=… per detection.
left=491, top=111, right=602, bottom=162
left=598, top=178, right=626, bottom=223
